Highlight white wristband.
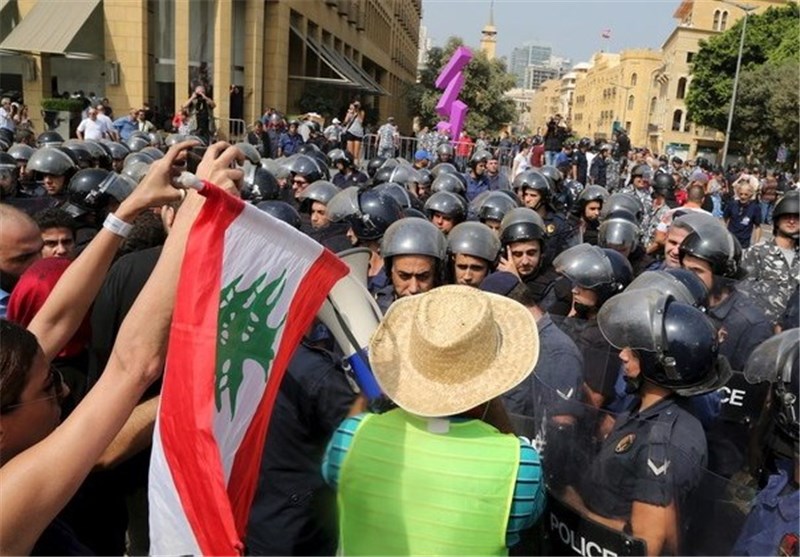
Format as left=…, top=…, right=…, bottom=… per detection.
left=103, top=213, right=133, bottom=239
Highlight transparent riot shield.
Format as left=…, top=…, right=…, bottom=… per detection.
left=510, top=371, right=758, bottom=557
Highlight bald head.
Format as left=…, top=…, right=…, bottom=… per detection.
left=0, top=205, right=43, bottom=292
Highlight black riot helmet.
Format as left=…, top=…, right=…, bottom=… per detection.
left=387, top=165, right=423, bottom=190
left=286, top=154, right=324, bottom=183
left=381, top=217, right=448, bottom=271
left=8, top=143, right=35, bottom=162
left=374, top=182, right=414, bottom=210
left=598, top=209, right=641, bottom=255
left=513, top=170, right=550, bottom=198
left=424, top=191, right=467, bottom=223
left=538, top=165, right=563, bottom=191
left=554, top=244, right=633, bottom=304
left=297, top=180, right=340, bottom=207
left=476, top=191, right=521, bottom=223
left=447, top=221, right=501, bottom=265
left=599, top=290, right=730, bottom=396
left=126, top=135, right=150, bottom=153
left=27, top=147, right=78, bottom=177
left=578, top=137, right=592, bottom=149
left=430, top=162, right=458, bottom=180
left=436, top=142, right=454, bottom=159
left=329, top=148, right=355, bottom=168
left=60, top=142, right=94, bottom=169
left=773, top=191, right=799, bottom=240
left=416, top=168, right=433, bottom=189
left=430, top=172, right=466, bottom=196
left=63, top=168, right=136, bottom=218
left=366, top=156, right=387, bottom=178
left=678, top=220, right=745, bottom=280
left=626, top=269, right=709, bottom=311
left=36, top=131, right=65, bottom=147
left=499, top=207, right=546, bottom=247
left=601, top=192, right=644, bottom=224
left=102, top=140, right=130, bottom=162
left=329, top=187, right=403, bottom=241
left=743, top=329, right=799, bottom=459
left=372, top=165, right=395, bottom=186
left=652, top=172, right=676, bottom=196
left=469, top=149, right=492, bottom=170
left=575, top=184, right=610, bottom=216
left=241, top=165, right=279, bottom=202
left=255, top=200, right=302, bottom=229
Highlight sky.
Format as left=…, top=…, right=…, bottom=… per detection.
left=421, top=0, right=680, bottom=67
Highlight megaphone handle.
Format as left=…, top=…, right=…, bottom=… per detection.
left=347, top=350, right=383, bottom=401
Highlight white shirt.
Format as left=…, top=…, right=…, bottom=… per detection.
left=0, top=106, right=14, bottom=131
left=77, top=117, right=108, bottom=140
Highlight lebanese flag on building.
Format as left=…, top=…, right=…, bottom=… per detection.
left=148, top=183, right=348, bottom=555
left=601, top=28, right=612, bottom=39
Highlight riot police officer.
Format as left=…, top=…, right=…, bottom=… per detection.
left=446, top=221, right=500, bottom=287
left=568, top=184, right=609, bottom=246
left=558, top=289, right=730, bottom=556
left=513, top=170, right=570, bottom=265
left=329, top=148, right=368, bottom=189
left=472, top=190, right=521, bottom=234
left=599, top=208, right=654, bottom=276
left=374, top=217, right=447, bottom=313
left=26, top=147, right=78, bottom=200
left=423, top=190, right=466, bottom=235
left=552, top=244, right=633, bottom=410
left=295, top=180, right=350, bottom=252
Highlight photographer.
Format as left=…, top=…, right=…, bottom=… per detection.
left=544, top=114, right=570, bottom=167
left=341, top=101, right=365, bottom=162
left=181, top=85, right=216, bottom=142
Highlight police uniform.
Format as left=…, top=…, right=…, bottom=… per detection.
left=559, top=317, right=620, bottom=406
left=707, top=288, right=772, bottom=372
left=580, top=396, right=707, bottom=521
left=731, top=469, right=799, bottom=556
left=740, top=240, right=800, bottom=325
left=246, top=342, right=356, bottom=555
left=541, top=210, right=571, bottom=266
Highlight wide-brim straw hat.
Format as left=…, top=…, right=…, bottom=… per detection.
left=369, top=285, right=539, bottom=418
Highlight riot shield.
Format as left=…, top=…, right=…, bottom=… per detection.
left=512, top=374, right=758, bottom=557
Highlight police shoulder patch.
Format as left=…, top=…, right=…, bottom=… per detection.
left=546, top=223, right=556, bottom=235
left=615, top=433, right=636, bottom=453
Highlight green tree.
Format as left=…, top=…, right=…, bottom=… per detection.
left=405, top=37, right=518, bottom=136
left=686, top=4, right=800, bottom=160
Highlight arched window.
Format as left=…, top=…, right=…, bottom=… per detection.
left=683, top=115, right=692, bottom=133
left=649, top=96, right=657, bottom=114
left=721, top=11, right=729, bottom=31
left=713, top=9, right=721, bottom=31
left=627, top=95, right=635, bottom=110
left=676, top=77, right=687, bottom=99
left=672, top=109, right=683, bottom=131
left=630, top=73, right=638, bottom=87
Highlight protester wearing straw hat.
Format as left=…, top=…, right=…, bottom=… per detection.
left=322, top=285, right=545, bottom=555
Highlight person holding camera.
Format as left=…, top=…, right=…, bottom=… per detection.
left=544, top=114, right=569, bottom=167
left=182, top=85, right=216, bottom=142
left=341, top=101, right=365, bottom=162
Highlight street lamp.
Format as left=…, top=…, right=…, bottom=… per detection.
left=720, top=1, right=757, bottom=168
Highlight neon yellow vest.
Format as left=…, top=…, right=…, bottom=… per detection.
left=338, top=409, right=520, bottom=556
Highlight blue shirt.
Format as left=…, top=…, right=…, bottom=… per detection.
left=731, top=469, right=799, bottom=556
left=322, top=412, right=546, bottom=548
left=112, top=116, right=138, bottom=141
left=464, top=172, right=491, bottom=202
left=724, top=199, right=761, bottom=245
left=279, top=132, right=304, bottom=156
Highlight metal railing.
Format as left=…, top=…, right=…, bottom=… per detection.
left=213, top=117, right=247, bottom=143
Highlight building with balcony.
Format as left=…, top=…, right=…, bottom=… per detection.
left=649, top=0, right=787, bottom=162
left=0, top=0, right=421, bottom=134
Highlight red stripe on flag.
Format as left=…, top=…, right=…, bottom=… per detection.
left=227, top=247, right=348, bottom=539
left=159, top=185, right=246, bottom=556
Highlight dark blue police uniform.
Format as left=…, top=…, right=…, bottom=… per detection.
left=708, top=288, right=772, bottom=371
left=580, top=396, right=707, bottom=521
left=246, top=342, right=356, bottom=555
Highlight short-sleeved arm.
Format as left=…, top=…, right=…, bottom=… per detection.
left=506, top=439, right=546, bottom=547
left=321, top=413, right=366, bottom=489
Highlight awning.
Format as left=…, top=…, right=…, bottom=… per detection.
left=289, top=23, right=387, bottom=96
left=0, top=0, right=103, bottom=58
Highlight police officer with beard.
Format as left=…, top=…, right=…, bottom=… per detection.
left=567, top=185, right=609, bottom=247
left=560, top=289, right=730, bottom=556
left=513, top=170, right=570, bottom=266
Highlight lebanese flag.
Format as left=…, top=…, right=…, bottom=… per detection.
left=601, top=28, right=612, bottom=39
left=148, top=183, right=348, bottom=555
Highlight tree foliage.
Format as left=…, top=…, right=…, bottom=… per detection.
left=686, top=4, right=800, bottom=160
left=405, top=37, right=518, bottom=136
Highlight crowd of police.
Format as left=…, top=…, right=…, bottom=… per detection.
left=0, top=113, right=797, bottom=557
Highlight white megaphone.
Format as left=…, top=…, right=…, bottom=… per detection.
left=317, top=248, right=384, bottom=401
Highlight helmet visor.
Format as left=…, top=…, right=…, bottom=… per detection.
left=553, top=244, right=615, bottom=289
left=327, top=186, right=361, bottom=223
left=743, top=329, right=800, bottom=385
left=597, top=289, right=669, bottom=352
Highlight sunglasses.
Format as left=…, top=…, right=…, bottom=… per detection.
left=292, top=178, right=308, bottom=186
left=3, top=367, right=65, bottom=412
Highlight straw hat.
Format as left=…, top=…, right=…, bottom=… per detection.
left=369, top=285, right=539, bottom=418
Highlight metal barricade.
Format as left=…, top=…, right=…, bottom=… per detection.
left=213, top=117, right=247, bottom=143
left=359, top=133, right=421, bottom=164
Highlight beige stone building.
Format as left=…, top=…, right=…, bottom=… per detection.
left=570, top=49, right=662, bottom=146
left=650, top=0, right=787, bottom=162
left=528, top=77, right=561, bottom=135
left=0, top=0, right=421, bottom=134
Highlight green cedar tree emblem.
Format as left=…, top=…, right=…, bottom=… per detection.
left=216, top=270, right=287, bottom=415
